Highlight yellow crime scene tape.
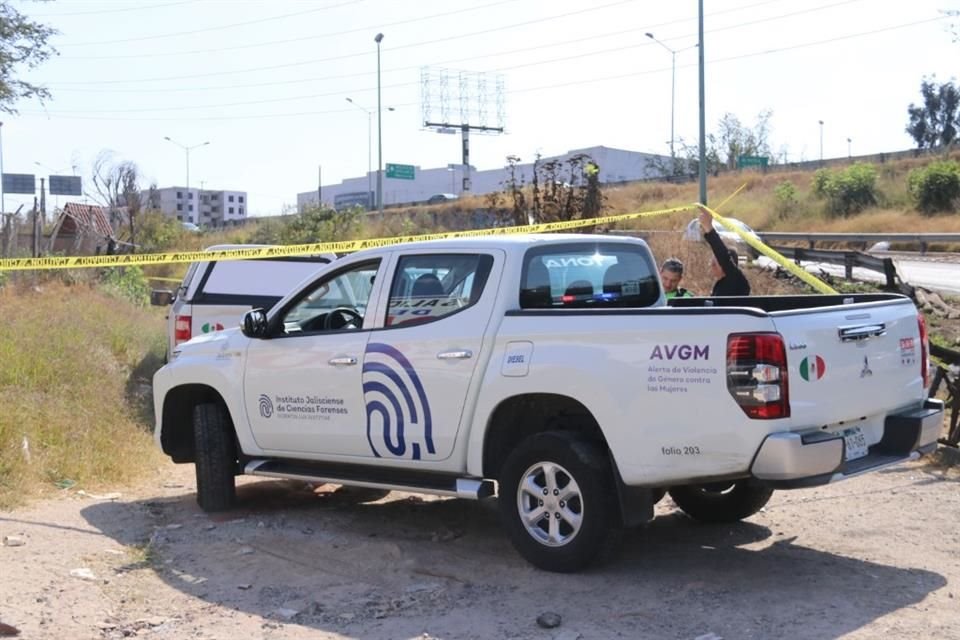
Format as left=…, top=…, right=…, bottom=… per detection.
left=0, top=195, right=837, bottom=295
left=0, top=204, right=695, bottom=271
left=698, top=203, right=838, bottom=295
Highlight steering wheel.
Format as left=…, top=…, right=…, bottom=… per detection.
left=323, top=307, right=363, bottom=330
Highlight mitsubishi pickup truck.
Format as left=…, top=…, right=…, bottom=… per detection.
left=150, top=244, right=336, bottom=359
left=153, top=234, right=943, bottom=572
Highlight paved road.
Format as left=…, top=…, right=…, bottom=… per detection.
left=757, top=254, right=960, bottom=295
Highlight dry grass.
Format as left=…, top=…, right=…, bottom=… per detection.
left=0, top=281, right=167, bottom=508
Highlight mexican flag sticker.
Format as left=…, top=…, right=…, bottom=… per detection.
left=799, top=355, right=826, bottom=381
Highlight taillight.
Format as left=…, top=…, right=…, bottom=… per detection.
left=918, top=312, right=930, bottom=388
left=727, top=333, right=790, bottom=419
left=174, top=315, right=192, bottom=345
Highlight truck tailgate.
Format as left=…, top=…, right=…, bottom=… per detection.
left=770, top=298, right=925, bottom=429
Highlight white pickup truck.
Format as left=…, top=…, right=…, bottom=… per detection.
left=150, top=245, right=336, bottom=359
left=153, top=234, right=943, bottom=572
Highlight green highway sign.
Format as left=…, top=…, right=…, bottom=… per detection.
left=737, top=155, right=769, bottom=169
left=386, top=163, right=415, bottom=180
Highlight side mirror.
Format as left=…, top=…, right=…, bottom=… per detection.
left=150, top=289, right=174, bottom=306
left=241, top=308, right=269, bottom=339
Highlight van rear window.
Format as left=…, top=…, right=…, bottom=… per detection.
left=519, top=243, right=660, bottom=309
left=199, top=259, right=329, bottom=297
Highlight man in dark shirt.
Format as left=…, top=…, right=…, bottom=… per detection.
left=698, top=207, right=751, bottom=296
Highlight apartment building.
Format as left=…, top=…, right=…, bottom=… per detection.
left=150, top=187, right=248, bottom=227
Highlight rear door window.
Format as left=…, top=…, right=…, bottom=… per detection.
left=385, top=254, right=494, bottom=326
left=520, top=243, right=660, bottom=309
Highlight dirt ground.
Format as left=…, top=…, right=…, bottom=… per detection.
left=1, top=458, right=958, bottom=640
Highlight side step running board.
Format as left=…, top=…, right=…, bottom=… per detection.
left=244, top=459, right=495, bottom=500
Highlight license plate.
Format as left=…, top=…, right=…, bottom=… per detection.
left=842, top=427, right=869, bottom=462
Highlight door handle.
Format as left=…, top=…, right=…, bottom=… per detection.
left=328, top=356, right=358, bottom=366
left=838, top=323, right=886, bottom=343
left=437, top=350, right=473, bottom=360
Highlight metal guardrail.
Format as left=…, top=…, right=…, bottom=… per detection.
left=757, top=232, right=960, bottom=254
left=767, top=245, right=898, bottom=288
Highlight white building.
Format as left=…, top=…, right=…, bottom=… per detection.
left=296, top=145, right=671, bottom=213
left=150, top=187, right=248, bottom=227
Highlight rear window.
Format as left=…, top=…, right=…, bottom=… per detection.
left=197, top=258, right=330, bottom=298
left=519, top=243, right=660, bottom=309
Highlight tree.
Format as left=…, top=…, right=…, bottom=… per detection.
left=716, top=109, right=773, bottom=169
left=906, top=77, right=960, bottom=149
left=89, top=150, right=143, bottom=248
left=676, top=110, right=775, bottom=177
left=0, top=1, right=57, bottom=114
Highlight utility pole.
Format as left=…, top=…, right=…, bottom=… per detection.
left=317, top=165, right=322, bottom=208
left=697, top=0, right=707, bottom=205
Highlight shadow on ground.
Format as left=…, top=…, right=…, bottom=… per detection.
left=82, top=479, right=947, bottom=640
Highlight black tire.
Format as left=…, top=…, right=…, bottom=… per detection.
left=193, top=402, right=237, bottom=512
left=498, top=431, right=620, bottom=572
left=668, top=481, right=773, bottom=523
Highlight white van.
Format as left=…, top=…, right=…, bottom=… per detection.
left=151, top=244, right=336, bottom=359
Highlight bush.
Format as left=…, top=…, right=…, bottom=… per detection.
left=812, top=163, right=879, bottom=216
left=908, top=160, right=960, bottom=213
left=100, top=266, right=150, bottom=306
left=812, top=168, right=830, bottom=196
left=277, top=206, right=361, bottom=245
left=134, top=211, right=185, bottom=253
left=773, top=181, right=798, bottom=219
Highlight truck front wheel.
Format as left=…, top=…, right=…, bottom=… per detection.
left=498, top=431, right=620, bottom=572
left=668, top=481, right=772, bottom=523
left=193, top=403, right=237, bottom=512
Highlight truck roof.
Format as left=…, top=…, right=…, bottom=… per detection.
left=376, top=233, right=645, bottom=254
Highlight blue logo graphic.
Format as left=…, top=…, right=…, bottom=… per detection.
left=258, top=394, right=273, bottom=418
left=362, top=342, right=434, bottom=459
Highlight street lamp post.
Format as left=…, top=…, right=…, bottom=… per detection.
left=645, top=32, right=677, bottom=171
left=374, top=32, right=384, bottom=216
left=346, top=98, right=394, bottom=210
left=847, top=137, right=852, bottom=159
left=818, top=120, right=824, bottom=164
left=346, top=97, right=373, bottom=208
left=163, top=136, right=210, bottom=193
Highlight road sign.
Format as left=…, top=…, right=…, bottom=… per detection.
left=737, top=156, right=769, bottom=169
left=2, top=173, right=36, bottom=194
left=386, top=163, right=415, bottom=180
left=49, top=175, right=83, bottom=196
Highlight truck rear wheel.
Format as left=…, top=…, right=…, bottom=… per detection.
left=193, top=403, right=237, bottom=512
left=668, top=481, right=772, bottom=523
left=498, top=431, right=620, bottom=572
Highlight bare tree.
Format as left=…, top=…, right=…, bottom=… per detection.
left=89, top=150, right=143, bottom=250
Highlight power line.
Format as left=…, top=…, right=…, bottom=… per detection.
left=42, top=0, right=642, bottom=84
left=49, top=0, right=797, bottom=94
left=30, top=1, right=197, bottom=17
left=60, top=0, right=529, bottom=58
left=511, top=15, right=949, bottom=95
left=32, top=0, right=871, bottom=115
left=59, top=0, right=368, bottom=46
left=21, top=15, right=947, bottom=122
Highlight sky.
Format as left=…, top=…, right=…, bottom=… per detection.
left=1, top=0, right=958, bottom=216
